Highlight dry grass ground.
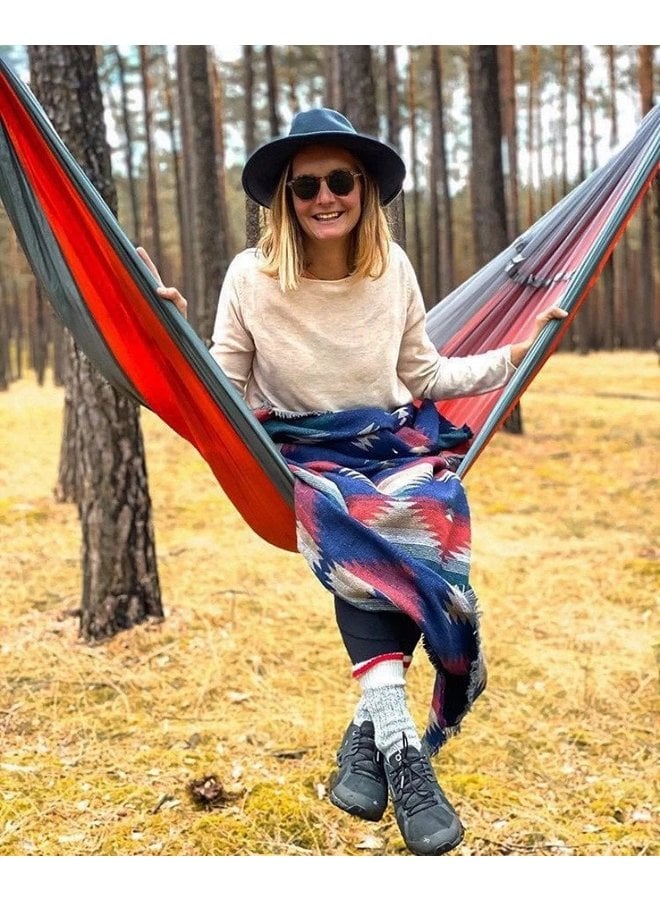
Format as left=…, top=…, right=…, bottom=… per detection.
left=0, top=351, right=657, bottom=861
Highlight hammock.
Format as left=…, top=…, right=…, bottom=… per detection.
left=1, top=58, right=658, bottom=553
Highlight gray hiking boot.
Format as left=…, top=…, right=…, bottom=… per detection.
left=329, top=720, right=388, bottom=822
left=384, top=733, right=464, bottom=855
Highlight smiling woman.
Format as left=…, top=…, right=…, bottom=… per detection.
left=138, top=105, right=567, bottom=857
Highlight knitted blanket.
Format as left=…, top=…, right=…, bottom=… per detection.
left=261, top=401, right=487, bottom=755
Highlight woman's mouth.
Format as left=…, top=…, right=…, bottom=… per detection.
left=313, top=211, right=343, bottom=221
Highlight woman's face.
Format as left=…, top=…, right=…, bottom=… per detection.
left=289, top=145, right=363, bottom=251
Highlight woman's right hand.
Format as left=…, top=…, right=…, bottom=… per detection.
left=136, top=246, right=188, bottom=320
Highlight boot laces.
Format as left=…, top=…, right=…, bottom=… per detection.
left=390, top=733, right=438, bottom=815
left=345, top=726, right=383, bottom=780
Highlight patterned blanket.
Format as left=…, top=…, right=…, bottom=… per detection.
left=261, top=400, right=487, bottom=755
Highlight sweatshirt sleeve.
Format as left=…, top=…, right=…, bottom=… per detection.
left=396, top=256, right=517, bottom=401
left=209, top=258, right=255, bottom=397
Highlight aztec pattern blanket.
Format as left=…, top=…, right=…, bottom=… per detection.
left=261, top=400, right=487, bottom=755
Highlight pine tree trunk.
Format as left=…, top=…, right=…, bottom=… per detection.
left=264, top=46, right=281, bottom=138
left=113, top=46, right=141, bottom=243
left=178, top=45, right=227, bottom=340
left=139, top=45, right=164, bottom=278
left=339, top=46, right=379, bottom=135
left=243, top=45, right=261, bottom=248
left=469, top=46, right=522, bottom=435
left=28, top=44, right=163, bottom=641
left=638, top=46, right=656, bottom=350
left=175, top=47, right=196, bottom=319
left=323, top=46, right=343, bottom=110
left=498, top=45, right=520, bottom=241
left=384, top=45, right=406, bottom=247
left=407, top=48, right=425, bottom=296
left=209, top=52, right=232, bottom=263
left=162, top=46, right=185, bottom=288
left=431, top=46, right=454, bottom=300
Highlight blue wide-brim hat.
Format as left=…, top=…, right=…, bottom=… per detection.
left=242, top=107, right=406, bottom=209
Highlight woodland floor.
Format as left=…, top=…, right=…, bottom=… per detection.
left=0, top=351, right=657, bottom=869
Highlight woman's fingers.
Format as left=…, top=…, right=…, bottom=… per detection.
left=136, top=246, right=163, bottom=285
left=157, top=285, right=188, bottom=318
left=539, top=306, right=568, bottom=322
left=137, top=247, right=188, bottom=319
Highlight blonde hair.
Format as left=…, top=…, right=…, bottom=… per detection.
left=256, top=157, right=392, bottom=292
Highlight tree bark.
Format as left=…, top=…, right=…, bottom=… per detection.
left=243, top=45, right=261, bottom=248
left=139, top=45, right=164, bottom=277
left=383, top=46, right=405, bottom=246
left=431, top=46, right=454, bottom=301
left=638, top=45, right=656, bottom=350
left=339, top=46, right=379, bottom=135
left=264, top=45, right=281, bottom=138
left=113, top=45, right=141, bottom=243
left=28, top=44, right=162, bottom=641
left=469, top=46, right=522, bottom=434
left=498, top=45, right=520, bottom=241
left=407, top=48, right=424, bottom=296
left=323, top=46, right=343, bottom=110
left=177, top=45, right=228, bottom=340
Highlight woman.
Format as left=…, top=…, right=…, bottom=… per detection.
left=139, top=108, right=566, bottom=856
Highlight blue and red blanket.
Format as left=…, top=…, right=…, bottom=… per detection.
left=261, top=400, right=487, bottom=755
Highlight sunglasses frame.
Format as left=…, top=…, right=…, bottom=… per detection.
left=286, top=168, right=362, bottom=201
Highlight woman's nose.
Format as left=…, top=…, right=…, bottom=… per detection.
left=315, top=178, right=335, bottom=202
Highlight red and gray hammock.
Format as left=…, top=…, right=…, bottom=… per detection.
left=1, top=58, right=658, bottom=555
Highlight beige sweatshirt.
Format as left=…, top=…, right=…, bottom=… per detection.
left=210, top=242, right=516, bottom=414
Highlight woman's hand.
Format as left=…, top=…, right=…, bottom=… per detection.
left=510, top=305, right=568, bottom=366
left=136, top=246, right=188, bottom=320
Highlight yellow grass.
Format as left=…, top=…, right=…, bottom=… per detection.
left=0, top=351, right=657, bottom=858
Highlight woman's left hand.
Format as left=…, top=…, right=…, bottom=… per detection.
left=511, top=305, right=569, bottom=366
left=136, top=246, right=188, bottom=319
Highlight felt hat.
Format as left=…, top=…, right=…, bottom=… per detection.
left=241, top=107, right=406, bottom=209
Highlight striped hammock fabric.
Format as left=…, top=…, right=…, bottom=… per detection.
left=0, top=58, right=658, bottom=552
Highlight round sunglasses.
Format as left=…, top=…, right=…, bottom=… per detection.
left=287, top=168, right=362, bottom=201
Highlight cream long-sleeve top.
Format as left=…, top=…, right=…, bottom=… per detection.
left=209, top=242, right=516, bottom=414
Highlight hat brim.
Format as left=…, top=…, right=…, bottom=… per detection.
left=242, top=131, right=406, bottom=209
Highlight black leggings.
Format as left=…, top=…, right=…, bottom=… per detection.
left=334, top=595, right=422, bottom=667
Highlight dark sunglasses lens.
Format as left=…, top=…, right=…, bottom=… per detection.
left=291, top=176, right=321, bottom=200
left=326, top=170, right=355, bottom=195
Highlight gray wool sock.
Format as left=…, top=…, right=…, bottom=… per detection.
left=357, top=659, right=421, bottom=758
left=353, top=694, right=372, bottom=726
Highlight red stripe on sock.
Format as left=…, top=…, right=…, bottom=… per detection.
left=352, top=652, right=404, bottom=679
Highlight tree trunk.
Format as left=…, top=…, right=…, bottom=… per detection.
left=162, top=45, right=185, bottom=288
left=638, top=46, right=656, bottom=350
left=573, top=46, right=589, bottom=353
left=498, top=45, right=520, bottom=241
left=264, top=45, right=281, bottom=138
left=469, top=46, right=522, bottom=435
left=243, top=45, right=261, bottom=249
left=175, top=47, right=196, bottom=315
left=468, top=47, right=508, bottom=268
left=383, top=46, right=405, bottom=246
left=431, top=46, right=454, bottom=300
left=559, top=46, right=570, bottom=198
left=323, top=46, right=343, bottom=110
left=338, top=46, right=378, bottom=135
left=113, top=46, right=141, bottom=243
left=407, top=48, right=424, bottom=297
left=178, top=45, right=228, bottom=340
left=139, top=45, right=164, bottom=277
left=27, top=44, right=162, bottom=641
left=209, top=52, right=232, bottom=263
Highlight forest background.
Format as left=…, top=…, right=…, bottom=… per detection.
left=0, top=27, right=658, bottom=885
